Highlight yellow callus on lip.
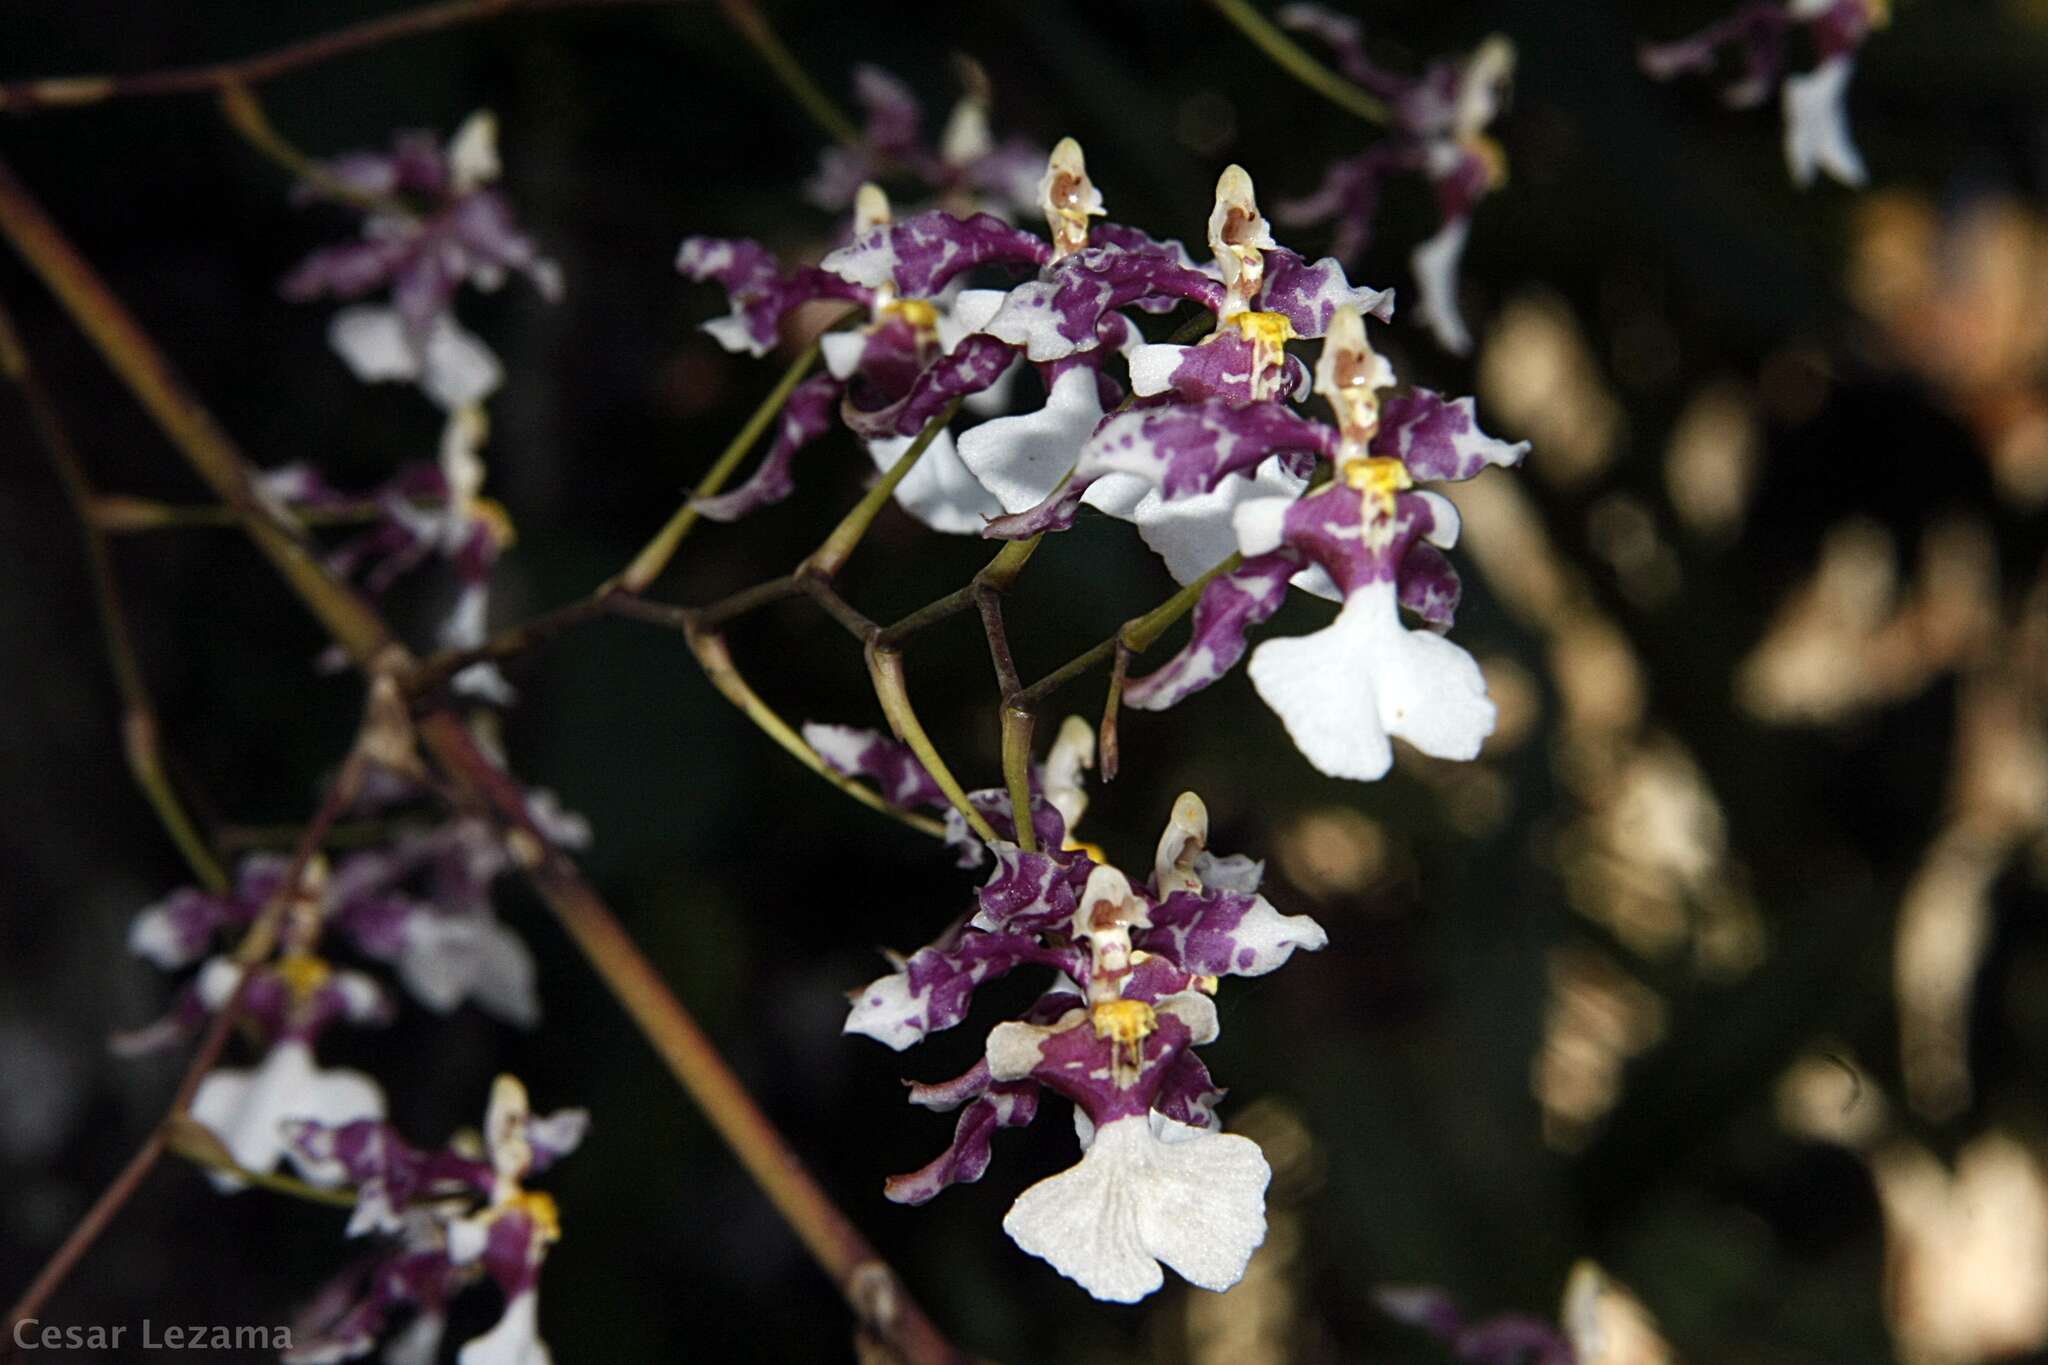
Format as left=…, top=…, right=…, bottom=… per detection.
left=472, top=496, right=517, bottom=550
left=276, top=951, right=332, bottom=1004
left=1228, top=309, right=1297, bottom=350
left=1091, top=997, right=1157, bottom=1046
left=879, top=297, right=941, bottom=332
left=1343, top=455, right=1412, bottom=497
left=510, top=1189, right=562, bottom=1242
left=1466, top=133, right=1509, bottom=190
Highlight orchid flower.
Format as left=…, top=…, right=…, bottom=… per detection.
left=1276, top=7, right=1515, bottom=354
left=283, top=1075, right=587, bottom=1365
left=1640, top=0, right=1886, bottom=188
left=807, top=62, right=1046, bottom=222
left=839, top=744, right=1323, bottom=1300
left=964, top=164, right=1392, bottom=584
left=261, top=406, right=518, bottom=703
left=677, top=180, right=1048, bottom=531
left=1107, top=306, right=1524, bottom=780
left=282, top=112, right=561, bottom=409
left=118, top=858, right=393, bottom=1185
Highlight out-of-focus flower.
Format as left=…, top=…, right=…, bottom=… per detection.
left=284, top=1075, right=587, bottom=1365
left=807, top=61, right=1045, bottom=222
left=1639, top=0, right=1887, bottom=188
left=282, top=112, right=560, bottom=409
left=1276, top=7, right=1515, bottom=353
left=262, top=406, right=520, bottom=703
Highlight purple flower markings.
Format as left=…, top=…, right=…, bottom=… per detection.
left=283, top=1075, right=587, bottom=1365
left=281, top=112, right=561, bottom=410
left=839, top=721, right=1328, bottom=1301
left=1275, top=7, right=1516, bottom=354
left=1640, top=0, right=1887, bottom=188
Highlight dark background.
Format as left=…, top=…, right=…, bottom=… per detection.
left=4, top=1, right=2048, bottom=1360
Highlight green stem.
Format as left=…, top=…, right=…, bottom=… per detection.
left=805, top=399, right=960, bottom=578
left=866, top=645, right=998, bottom=844
left=1206, top=0, right=1390, bottom=125
left=615, top=319, right=848, bottom=594
left=714, top=0, right=865, bottom=149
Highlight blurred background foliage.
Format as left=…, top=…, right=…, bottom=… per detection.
left=4, top=0, right=2048, bottom=1360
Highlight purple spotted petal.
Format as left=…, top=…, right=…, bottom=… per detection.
left=845, top=928, right=1083, bottom=1052
left=1640, top=5, right=1790, bottom=104
left=1373, top=389, right=1527, bottom=482
left=822, top=210, right=1049, bottom=298
left=1277, top=4, right=1411, bottom=95
left=1004, top=993, right=1210, bottom=1127
left=676, top=236, right=868, bottom=357
left=291, top=1247, right=463, bottom=1365
left=885, top=1061, right=1040, bottom=1205
left=1276, top=484, right=1446, bottom=595
left=691, top=371, right=842, bottom=521
left=1399, top=541, right=1461, bottom=628
left=842, top=332, right=1016, bottom=440
left=280, top=236, right=418, bottom=303
left=1130, top=332, right=1311, bottom=404
left=983, top=247, right=1226, bottom=362
left=1080, top=398, right=1336, bottom=501
left=1152, top=1047, right=1225, bottom=1131
left=802, top=721, right=947, bottom=810
left=1125, top=551, right=1299, bottom=711
left=976, top=845, right=1094, bottom=936
left=948, top=788, right=1072, bottom=866
left=1138, top=889, right=1327, bottom=978
left=1257, top=248, right=1394, bottom=338
left=284, top=1117, right=494, bottom=1234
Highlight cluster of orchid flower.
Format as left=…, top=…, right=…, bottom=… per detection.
left=682, top=138, right=1526, bottom=785
left=119, top=752, right=590, bottom=1362
left=275, top=109, right=563, bottom=703
left=1640, top=0, right=1887, bottom=188
left=665, top=92, right=1534, bottom=1295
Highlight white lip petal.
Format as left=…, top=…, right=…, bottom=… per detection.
left=1002, top=1114, right=1270, bottom=1302
left=1248, top=580, right=1494, bottom=780
left=190, top=1039, right=385, bottom=1188
left=1410, top=217, right=1474, bottom=356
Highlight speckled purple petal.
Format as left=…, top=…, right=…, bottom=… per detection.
left=280, top=236, right=419, bottom=303
left=1130, top=332, right=1311, bottom=404
left=1639, top=3, right=1790, bottom=104
left=1276, top=148, right=1410, bottom=267
left=1374, top=389, right=1528, bottom=482
left=1399, top=541, right=1462, bottom=628
left=690, top=371, right=843, bottom=521
left=1137, top=889, right=1327, bottom=978
left=976, top=845, right=1094, bottom=936
left=1081, top=398, right=1336, bottom=502
left=1152, top=1048, right=1225, bottom=1131
left=1275, top=483, right=1446, bottom=595
left=1257, top=248, right=1395, bottom=337
left=842, top=331, right=1015, bottom=440
left=1124, top=550, right=1299, bottom=711
left=284, top=1117, right=495, bottom=1234
left=845, top=930, right=1082, bottom=1052
left=676, top=236, right=868, bottom=357
left=802, top=720, right=947, bottom=810
left=983, top=247, right=1226, bottom=362
left=885, top=1067, right=1040, bottom=1205
left=1005, top=993, right=1210, bottom=1127
left=822, top=210, right=1049, bottom=298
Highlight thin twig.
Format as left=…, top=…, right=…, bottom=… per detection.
left=1017, top=552, right=1243, bottom=707
left=0, top=155, right=965, bottom=1364
left=0, top=0, right=688, bottom=111
left=866, top=645, right=998, bottom=844
left=614, top=319, right=850, bottom=595
left=1204, top=0, right=1390, bottom=125
left=712, top=0, right=864, bottom=149
left=806, top=400, right=962, bottom=579
left=0, top=294, right=226, bottom=890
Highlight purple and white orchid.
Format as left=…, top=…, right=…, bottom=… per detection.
left=840, top=751, right=1324, bottom=1300
left=1640, top=0, right=1886, bottom=188
left=283, top=1074, right=586, bottom=1365
left=282, top=112, right=561, bottom=409
left=964, top=163, right=1393, bottom=584
left=677, top=179, right=1047, bottom=531
left=1276, top=7, right=1514, bottom=354
left=1104, top=304, right=1525, bottom=780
